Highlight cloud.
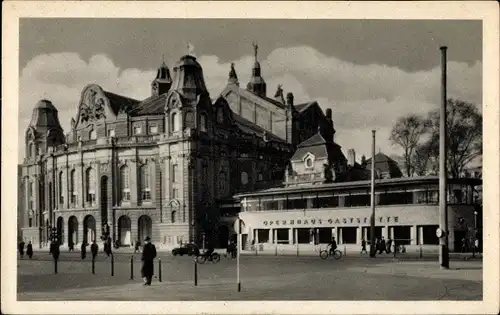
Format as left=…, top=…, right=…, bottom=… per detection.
left=18, top=46, right=481, bottom=164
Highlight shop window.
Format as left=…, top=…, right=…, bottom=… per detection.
left=421, top=225, right=439, bottom=245
left=314, top=195, right=339, bottom=208
left=296, top=228, right=311, bottom=244
left=379, top=191, right=413, bottom=205
left=256, top=229, right=270, bottom=243
left=317, top=228, right=333, bottom=244
left=340, top=227, right=357, bottom=244
left=276, top=228, right=289, bottom=244
left=392, top=226, right=411, bottom=245
left=345, top=194, right=370, bottom=207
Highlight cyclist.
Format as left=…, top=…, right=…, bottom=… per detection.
left=328, top=237, right=338, bottom=255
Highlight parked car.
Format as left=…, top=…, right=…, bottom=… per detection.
left=172, top=243, right=199, bottom=256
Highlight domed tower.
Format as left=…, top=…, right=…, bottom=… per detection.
left=170, top=54, right=209, bottom=101
left=246, top=42, right=267, bottom=97
left=25, top=100, right=65, bottom=159
left=151, top=57, right=172, bottom=97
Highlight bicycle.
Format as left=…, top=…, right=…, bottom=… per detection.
left=319, top=245, right=343, bottom=260
left=195, top=251, right=221, bottom=264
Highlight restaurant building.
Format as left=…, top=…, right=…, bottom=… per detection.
left=234, top=131, right=482, bottom=253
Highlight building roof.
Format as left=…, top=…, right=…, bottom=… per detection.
left=232, top=113, right=287, bottom=144
left=294, top=101, right=316, bottom=113
left=290, top=132, right=346, bottom=163
left=366, top=152, right=403, bottom=178
left=103, top=91, right=140, bottom=115
left=130, top=94, right=167, bottom=116
left=222, top=84, right=287, bottom=110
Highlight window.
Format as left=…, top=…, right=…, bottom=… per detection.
left=28, top=217, right=33, bottom=228
left=345, top=193, right=370, bottom=207
left=77, top=135, right=82, bottom=142
left=28, top=143, right=33, bottom=158
left=89, top=129, right=97, bottom=140
left=172, top=188, right=179, bottom=199
left=172, top=164, right=179, bottom=182
left=133, top=125, right=142, bottom=135
left=28, top=181, right=34, bottom=210
left=241, top=172, right=249, bottom=185
left=120, top=166, right=130, bottom=202
left=199, top=113, right=208, bottom=132
left=140, top=165, right=151, bottom=201
left=258, top=173, right=263, bottom=181
left=171, top=113, right=179, bottom=132
left=58, top=171, right=64, bottom=204
left=305, top=157, right=314, bottom=169
left=171, top=211, right=176, bottom=223
left=379, top=191, right=413, bottom=205
left=107, top=129, right=115, bottom=137
left=86, top=168, right=96, bottom=206
left=70, top=169, right=77, bottom=206
left=149, top=125, right=158, bottom=134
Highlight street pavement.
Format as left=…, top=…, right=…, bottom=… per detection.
left=17, top=251, right=482, bottom=301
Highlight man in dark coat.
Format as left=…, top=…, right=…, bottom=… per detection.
left=26, top=241, right=33, bottom=259
left=18, top=240, right=26, bottom=258
left=141, top=236, right=157, bottom=286
left=386, top=238, right=393, bottom=254
left=91, top=240, right=99, bottom=261
left=81, top=242, right=87, bottom=260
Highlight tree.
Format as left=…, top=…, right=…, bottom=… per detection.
left=389, top=114, right=429, bottom=177
left=424, top=99, right=482, bottom=178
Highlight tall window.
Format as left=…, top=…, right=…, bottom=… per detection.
left=172, top=113, right=179, bottom=132
left=120, top=166, right=130, bottom=202
left=58, top=171, right=64, bottom=204
left=199, top=113, right=208, bottom=132
left=172, top=164, right=179, bottom=182
left=171, top=211, right=177, bottom=223
left=241, top=172, right=249, bottom=185
left=89, top=129, right=97, bottom=140
left=28, top=143, right=33, bottom=158
left=86, top=168, right=96, bottom=206
left=140, top=165, right=151, bottom=201
left=28, top=180, right=34, bottom=211
left=70, top=169, right=77, bottom=206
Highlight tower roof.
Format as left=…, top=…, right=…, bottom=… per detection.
left=171, top=55, right=208, bottom=99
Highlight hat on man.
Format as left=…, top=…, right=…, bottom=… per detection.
left=144, top=236, right=151, bottom=242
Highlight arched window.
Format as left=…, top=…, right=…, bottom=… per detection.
left=28, top=143, right=33, bottom=158
left=258, top=173, right=263, bottom=181
left=171, top=211, right=176, bottom=223
left=89, top=129, right=97, bottom=140
left=58, top=171, right=64, bottom=204
left=120, top=166, right=130, bottom=202
left=171, top=113, right=179, bottom=132
left=86, top=168, right=96, bottom=205
left=218, top=171, right=227, bottom=196
left=241, top=172, right=249, bottom=185
left=140, top=165, right=151, bottom=201
left=199, top=113, right=208, bottom=132
left=70, top=169, right=77, bottom=206
left=185, top=111, right=194, bottom=129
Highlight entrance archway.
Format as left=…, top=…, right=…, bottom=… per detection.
left=100, top=176, right=108, bottom=225
left=83, top=215, right=96, bottom=244
left=137, top=215, right=152, bottom=242
left=118, top=215, right=131, bottom=246
left=56, top=216, right=64, bottom=244
left=218, top=225, right=229, bottom=248
left=68, top=216, right=78, bottom=246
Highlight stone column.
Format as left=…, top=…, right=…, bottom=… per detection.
left=95, top=164, right=101, bottom=209
left=389, top=226, right=394, bottom=239
left=356, top=227, right=362, bottom=244
left=418, top=226, right=424, bottom=245
left=410, top=225, right=417, bottom=245
left=130, top=159, right=138, bottom=206
left=294, top=228, right=298, bottom=244
left=288, top=229, right=293, bottom=244
left=382, top=226, right=388, bottom=239
left=273, top=229, right=277, bottom=244
left=80, top=161, right=85, bottom=208
left=338, top=228, right=343, bottom=244
left=267, top=229, right=272, bottom=243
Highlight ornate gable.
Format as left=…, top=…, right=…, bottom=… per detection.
left=74, top=84, right=113, bottom=129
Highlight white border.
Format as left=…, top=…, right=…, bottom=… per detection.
left=2, top=1, right=499, bottom=314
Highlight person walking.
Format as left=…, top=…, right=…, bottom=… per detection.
left=18, top=240, right=26, bottom=258
left=360, top=238, right=368, bottom=254
left=69, top=241, right=75, bottom=252
left=91, top=240, right=98, bottom=261
left=378, top=237, right=387, bottom=254
left=81, top=241, right=87, bottom=260
left=386, top=238, right=393, bottom=254
left=141, top=236, right=157, bottom=286
left=26, top=241, right=33, bottom=259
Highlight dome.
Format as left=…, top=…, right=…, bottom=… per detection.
left=155, top=62, right=172, bottom=81
left=35, top=99, right=57, bottom=111
left=171, top=55, right=208, bottom=99
left=175, top=55, right=202, bottom=68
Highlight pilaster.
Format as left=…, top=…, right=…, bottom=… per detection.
left=410, top=225, right=417, bottom=245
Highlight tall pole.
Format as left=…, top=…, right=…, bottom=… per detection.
left=236, top=218, right=241, bottom=292
left=369, top=130, right=377, bottom=258
left=439, top=46, right=450, bottom=269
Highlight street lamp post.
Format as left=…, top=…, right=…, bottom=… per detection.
left=472, top=211, right=478, bottom=258
left=369, top=130, right=377, bottom=258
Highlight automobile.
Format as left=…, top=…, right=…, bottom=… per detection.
left=171, top=243, right=199, bottom=256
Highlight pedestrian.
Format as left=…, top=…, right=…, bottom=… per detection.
left=378, top=236, right=387, bottom=254
left=134, top=240, right=141, bottom=253
left=18, top=240, right=26, bottom=258
left=360, top=238, right=368, bottom=254
left=27, top=241, right=33, bottom=259
left=231, top=240, right=237, bottom=258
left=386, top=238, right=393, bottom=254
left=91, top=240, right=98, bottom=261
left=69, top=241, right=75, bottom=252
left=461, top=238, right=467, bottom=253
left=105, top=237, right=112, bottom=256
left=141, top=236, right=157, bottom=286
left=81, top=241, right=87, bottom=260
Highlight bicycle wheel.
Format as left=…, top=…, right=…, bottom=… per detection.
left=195, top=255, right=207, bottom=264
left=319, top=250, right=329, bottom=260
left=211, top=253, right=220, bottom=263
left=333, top=250, right=342, bottom=260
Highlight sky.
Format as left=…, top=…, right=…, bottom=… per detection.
left=18, top=19, right=482, bottom=163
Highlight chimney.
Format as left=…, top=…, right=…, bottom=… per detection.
left=348, top=149, right=356, bottom=166
left=286, top=92, right=294, bottom=107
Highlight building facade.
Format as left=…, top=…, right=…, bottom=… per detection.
left=235, top=130, right=482, bottom=253
left=19, top=46, right=337, bottom=249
